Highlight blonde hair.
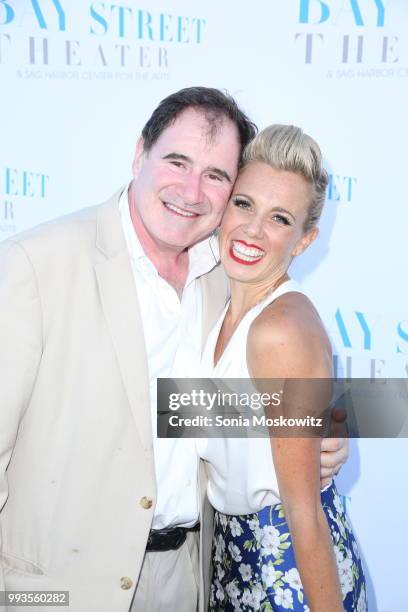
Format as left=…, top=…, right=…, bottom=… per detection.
left=242, top=124, right=328, bottom=231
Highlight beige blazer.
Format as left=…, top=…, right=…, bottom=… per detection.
left=0, top=190, right=228, bottom=611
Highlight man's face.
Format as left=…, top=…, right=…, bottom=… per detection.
left=130, top=108, right=241, bottom=252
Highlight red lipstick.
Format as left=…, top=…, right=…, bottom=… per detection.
left=229, top=240, right=265, bottom=266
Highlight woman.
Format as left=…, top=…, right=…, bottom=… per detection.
left=199, top=125, right=367, bottom=611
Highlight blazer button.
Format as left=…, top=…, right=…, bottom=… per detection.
left=120, top=576, right=133, bottom=590
left=140, top=496, right=153, bottom=509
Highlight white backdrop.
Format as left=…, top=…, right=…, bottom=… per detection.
left=1, top=1, right=407, bottom=609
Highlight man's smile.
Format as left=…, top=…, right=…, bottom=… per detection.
left=163, top=201, right=199, bottom=218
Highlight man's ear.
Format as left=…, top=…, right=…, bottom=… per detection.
left=132, top=137, right=145, bottom=178
left=291, top=227, right=319, bottom=257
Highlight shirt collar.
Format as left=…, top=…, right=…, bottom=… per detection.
left=119, top=182, right=220, bottom=285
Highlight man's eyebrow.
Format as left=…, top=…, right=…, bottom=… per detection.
left=162, top=153, right=191, bottom=163
left=162, top=153, right=232, bottom=183
left=207, top=166, right=232, bottom=183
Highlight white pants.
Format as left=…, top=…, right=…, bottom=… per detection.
left=130, top=531, right=199, bottom=612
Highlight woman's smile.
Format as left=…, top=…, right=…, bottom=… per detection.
left=229, top=239, right=266, bottom=265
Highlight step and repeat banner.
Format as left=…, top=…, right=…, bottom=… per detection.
left=1, top=1, right=407, bottom=609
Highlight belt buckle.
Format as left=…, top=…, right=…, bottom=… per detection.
left=172, top=528, right=187, bottom=550
left=146, top=527, right=187, bottom=552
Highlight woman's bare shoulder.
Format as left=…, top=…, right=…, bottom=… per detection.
left=247, top=291, right=332, bottom=378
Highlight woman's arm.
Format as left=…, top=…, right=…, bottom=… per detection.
left=247, top=292, right=343, bottom=612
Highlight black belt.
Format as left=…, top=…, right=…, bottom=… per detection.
left=146, top=523, right=200, bottom=552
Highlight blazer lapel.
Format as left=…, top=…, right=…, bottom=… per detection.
left=94, top=192, right=153, bottom=451
left=200, top=263, right=229, bottom=351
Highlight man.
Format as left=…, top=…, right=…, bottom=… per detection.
left=0, top=87, right=347, bottom=611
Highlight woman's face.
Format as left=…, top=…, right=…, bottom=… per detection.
left=219, top=161, right=318, bottom=285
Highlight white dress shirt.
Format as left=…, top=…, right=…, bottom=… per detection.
left=119, top=184, right=219, bottom=529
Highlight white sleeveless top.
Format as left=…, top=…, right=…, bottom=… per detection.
left=198, top=279, right=303, bottom=515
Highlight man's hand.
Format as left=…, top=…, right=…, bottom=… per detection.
left=329, top=405, right=349, bottom=437
left=320, top=437, right=349, bottom=488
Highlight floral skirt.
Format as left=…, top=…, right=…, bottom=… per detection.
left=209, top=482, right=367, bottom=611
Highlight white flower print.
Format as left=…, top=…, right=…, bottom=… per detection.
left=216, top=564, right=225, bottom=581
left=284, top=568, right=302, bottom=592
left=333, top=491, right=344, bottom=516
left=260, top=525, right=281, bottom=558
left=338, top=520, right=347, bottom=539
left=261, top=563, right=278, bottom=587
left=327, top=506, right=346, bottom=539
left=228, top=541, right=242, bottom=562
left=357, top=585, right=367, bottom=612
left=241, top=588, right=252, bottom=606
left=230, top=516, right=244, bottom=537
left=214, top=579, right=225, bottom=602
left=232, top=600, right=243, bottom=612
left=338, top=555, right=353, bottom=598
left=340, top=575, right=353, bottom=599
left=214, top=534, right=225, bottom=563
left=333, top=544, right=344, bottom=565
left=249, top=585, right=264, bottom=610
left=352, top=539, right=361, bottom=560
left=238, top=563, right=252, bottom=582
left=253, top=526, right=262, bottom=544
left=219, top=513, right=228, bottom=530
left=344, top=513, right=354, bottom=533
left=210, top=487, right=365, bottom=612
left=247, top=517, right=259, bottom=531
left=226, top=580, right=241, bottom=601
left=331, top=523, right=340, bottom=543
left=274, top=586, right=294, bottom=609
left=209, top=584, right=216, bottom=607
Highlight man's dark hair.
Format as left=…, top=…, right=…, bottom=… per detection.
left=141, top=86, right=257, bottom=163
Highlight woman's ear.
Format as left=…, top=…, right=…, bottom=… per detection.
left=291, top=227, right=319, bottom=257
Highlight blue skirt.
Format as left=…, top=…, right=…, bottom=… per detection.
left=209, top=482, right=367, bottom=611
